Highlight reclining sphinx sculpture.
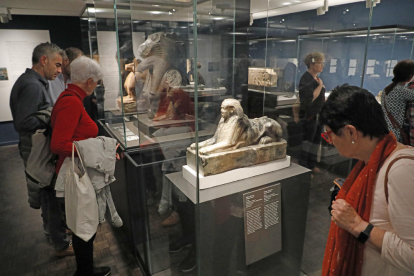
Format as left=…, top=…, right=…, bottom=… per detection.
left=187, top=99, right=287, bottom=176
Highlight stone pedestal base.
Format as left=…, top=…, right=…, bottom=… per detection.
left=117, top=97, right=137, bottom=113
left=183, top=156, right=290, bottom=189
left=186, top=140, right=287, bottom=176
left=132, top=114, right=199, bottom=137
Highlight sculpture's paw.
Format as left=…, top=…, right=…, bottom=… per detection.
left=199, top=148, right=209, bottom=156
left=259, top=136, right=275, bottom=145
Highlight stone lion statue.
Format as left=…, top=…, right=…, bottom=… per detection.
left=190, top=99, right=283, bottom=155
left=135, top=32, right=187, bottom=119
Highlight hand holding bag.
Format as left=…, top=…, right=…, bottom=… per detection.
left=65, top=143, right=99, bottom=242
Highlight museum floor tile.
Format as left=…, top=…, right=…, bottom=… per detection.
left=0, top=145, right=142, bottom=276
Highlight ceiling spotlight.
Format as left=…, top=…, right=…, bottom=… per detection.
left=168, top=11, right=172, bottom=15
left=282, top=19, right=285, bottom=21
left=317, top=0, right=329, bottom=16
left=208, top=11, right=212, bottom=15
left=0, top=7, right=12, bottom=23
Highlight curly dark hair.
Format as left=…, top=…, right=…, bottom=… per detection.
left=319, top=84, right=389, bottom=138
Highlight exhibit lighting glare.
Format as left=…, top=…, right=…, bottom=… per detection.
left=88, top=8, right=96, bottom=13
left=150, top=11, right=163, bottom=14
left=213, top=17, right=224, bottom=20
left=282, top=2, right=291, bottom=5
left=152, top=5, right=160, bottom=7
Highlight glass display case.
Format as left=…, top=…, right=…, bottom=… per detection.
left=84, top=0, right=414, bottom=275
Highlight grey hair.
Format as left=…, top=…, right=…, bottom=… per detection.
left=70, top=56, right=103, bottom=83
left=222, top=98, right=244, bottom=118
left=32, top=42, right=62, bottom=64
left=59, top=50, right=68, bottom=60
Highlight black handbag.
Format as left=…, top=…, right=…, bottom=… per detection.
left=328, top=178, right=344, bottom=215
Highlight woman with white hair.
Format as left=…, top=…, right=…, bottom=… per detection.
left=50, top=56, right=110, bottom=276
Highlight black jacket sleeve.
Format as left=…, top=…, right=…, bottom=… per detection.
left=15, top=84, right=46, bottom=133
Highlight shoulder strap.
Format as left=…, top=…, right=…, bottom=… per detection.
left=384, top=99, right=403, bottom=132
left=384, top=155, right=414, bottom=203
left=384, top=99, right=410, bottom=144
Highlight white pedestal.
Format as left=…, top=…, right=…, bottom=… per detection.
left=182, top=156, right=291, bottom=190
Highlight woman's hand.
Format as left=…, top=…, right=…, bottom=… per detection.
left=331, top=199, right=368, bottom=237
left=316, top=77, right=324, bottom=87
left=115, top=143, right=124, bottom=161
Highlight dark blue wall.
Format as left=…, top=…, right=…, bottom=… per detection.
left=0, top=122, right=19, bottom=146
left=248, top=0, right=414, bottom=95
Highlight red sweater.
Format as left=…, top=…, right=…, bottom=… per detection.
left=50, top=84, right=98, bottom=174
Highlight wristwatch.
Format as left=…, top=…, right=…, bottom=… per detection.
left=357, top=223, right=374, bottom=244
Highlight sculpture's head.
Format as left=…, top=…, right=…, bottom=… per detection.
left=137, top=32, right=177, bottom=60
left=221, top=99, right=243, bottom=120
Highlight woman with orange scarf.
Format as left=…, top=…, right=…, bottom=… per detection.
left=319, top=84, right=414, bottom=276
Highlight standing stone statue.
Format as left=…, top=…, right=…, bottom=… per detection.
left=135, top=32, right=185, bottom=119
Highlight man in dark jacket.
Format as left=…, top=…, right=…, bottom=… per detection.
left=9, top=42, right=74, bottom=257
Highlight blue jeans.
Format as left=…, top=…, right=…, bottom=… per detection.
left=40, top=187, right=69, bottom=251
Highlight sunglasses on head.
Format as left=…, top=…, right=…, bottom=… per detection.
left=321, top=130, right=333, bottom=143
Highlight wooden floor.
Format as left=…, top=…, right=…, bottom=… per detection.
left=0, top=145, right=142, bottom=276
left=0, top=143, right=344, bottom=276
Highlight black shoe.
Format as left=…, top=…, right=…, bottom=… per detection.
left=169, top=238, right=192, bottom=253
left=179, top=247, right=197, bottom=273
left=73, top=266, right=111, bottom=276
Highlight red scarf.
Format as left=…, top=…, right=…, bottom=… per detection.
left=322, top=132, right=397, bottom=276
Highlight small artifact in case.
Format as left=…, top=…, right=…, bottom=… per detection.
left=248, top=67, right=278, bottom=87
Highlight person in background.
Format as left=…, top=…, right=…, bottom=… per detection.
left=381, top=59, right=414, bottom=143
left=298, top=51, right=325, bottom=174
left=320, top=84, right=414, bottom=276
left=50, top=56, right=109, bottom=276
left=9, top=42, right=74, bottom=257
left=48, top=47, right=83, bottom=104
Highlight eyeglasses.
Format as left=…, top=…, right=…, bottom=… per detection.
left=321, top=130, right=333, bottom=143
